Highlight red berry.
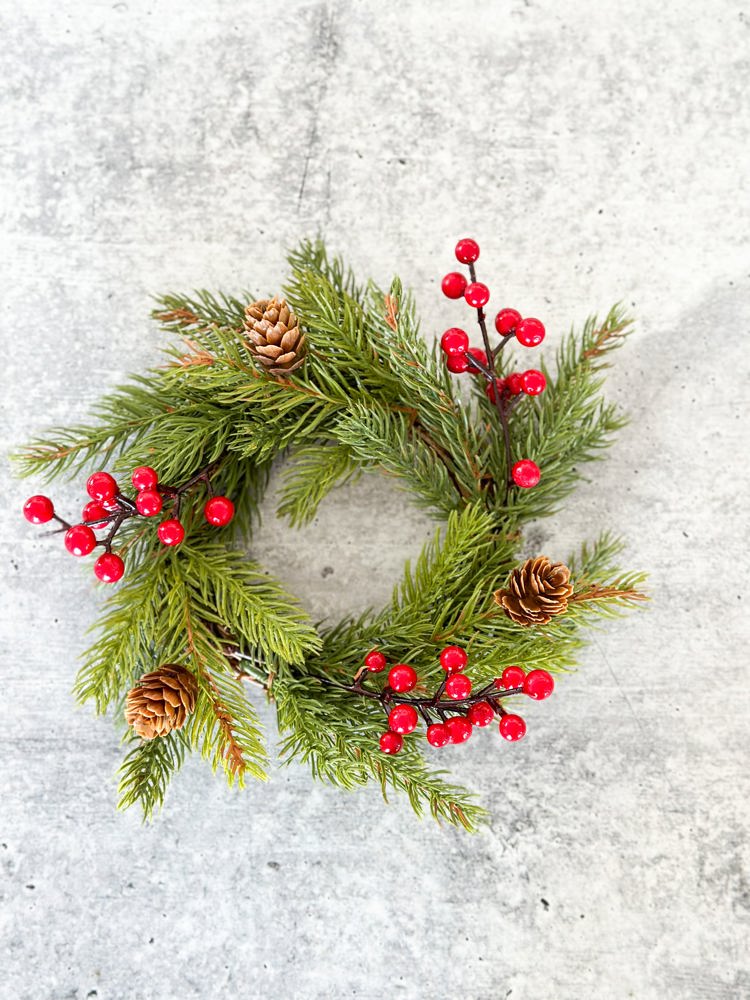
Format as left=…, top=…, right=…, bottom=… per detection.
left=455, top=238, right=480, bottom=264
left=94, top=552, right=125, bottom=583
left=131, top=466, right=159, bottom=491
left=440, top=328, right=470, bottom=355
left=506, top=372, right=524, bottom=395
left=467, top=701, right=495, bottom=727
left=495, top=308, right=522, bottom=335
left=158, top=519, right=185, bottom=547
left=23, top=495, right=54, bottom=525
left=388, top=704, right=419, bottom=734
left=511, top=459, right=541, bottom=489
left=82, top=500, right=109, bottom=528
left=516, top=318, right=546, bottom=347
left=498, top=665, right=526, bottom=689
left=499, top=714, right=527, bottom=742
left=485, top=377, right=506, bottom=404
left=388, top=664, right=418, bottom=693
left=205, top=496, right=235, bottom=527
left=446, top=353, right=470, bottom=374
left=466, top=347, right=488, bottom=374
left=439, top=645, right=468, bottom=673
left=64, top=524, right=96, bottom=557
left=441, top=272, right=467, bottom=299
left=445, top=715, right=472, bottom=744
left=464, top=282, right=490, bottom=309
left=522, top=369, right=547, bottom=395
left=364, top=649, right=387, bottom=673
left=523, top=669, right=555, bottom=700
left=445, top=673, right=472, bottom=700
left=135, top=489, right=163, bottom=517
left=86, top=472, right=118, bottom=502
left=379, top=731, right=403, bottom=755
left=426, top=722, right=451, bottom=747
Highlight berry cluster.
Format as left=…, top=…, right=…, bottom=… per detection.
left=345, top=647, right=554, bottom=754
left=23, top=464, right=235, bottom=584
left=440, top=238, right=546, bottom=492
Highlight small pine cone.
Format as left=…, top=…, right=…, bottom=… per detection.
left=243, top=296, right=306, bottom=376
left=494, top=556, right=574, bottom=627
left=125, top=664, right=198, bottom=740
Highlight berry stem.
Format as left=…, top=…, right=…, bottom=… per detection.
left=114, top=492, right=138, bottom=513
left=101, top=510, right=129, bottom=553
left=317, top=674, right=523, bottom=720
left=467, top=262, right=495, bottom=375
left=41, top=458, right=228, bottom=560
left=493, top=333, right=515, bottom=358
left=465, top=262, right=516, bottom=497
left=497, top=403, right=514, bottom=501
left=460, top=345, right=515, bottom=500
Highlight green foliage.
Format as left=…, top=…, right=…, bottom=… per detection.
left=486, top=306, right=632, bottom=520
left=117, top=730, right=190, bottom=819
left=278, top=440, right=360, bottom=527
left=275, top=676, right=487, bottom=832
left=335, top=403, right=461, bottom=515
left=16, top=239, right=645, bottom=828
left=14, top=375, right=183, bottom=482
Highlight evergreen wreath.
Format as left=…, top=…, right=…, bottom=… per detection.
left=17, top=238, right=646, bottom=831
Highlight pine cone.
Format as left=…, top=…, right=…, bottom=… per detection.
left=494, top=556, right=574, bottom=626
left=125, top=664, right=198, bottom=740
left=243, top=296, right=306, bottom=376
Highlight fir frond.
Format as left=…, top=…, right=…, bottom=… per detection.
left=113, top=405, right=235, bottom=484
left=184, top=666, right=268, bottom=785
left=117, top=730, right=189, bottom=820
left=569, top=531, right=627, bottom=581
left=275, top=677, right=487, bottom=832
left=152, top=289, right=249, bottom=345
left=286, top=239, right=363, bottom=302
left=74, top=552, right=165, bottom=712
left=278, top=440, right=360, bottom=527
left=176, top=541, right=321, bottom=666
left=13, top=375, right=183, bottom=481
left=481, top=306, right=634, bottom=521
left=335, top=402, right=462, bottom=515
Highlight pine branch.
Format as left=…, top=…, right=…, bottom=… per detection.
left=152, top=289, right=249, bottom=351
left=113, top=405, right=235, bottom=485
left=481, top=306, right=634, bottom=520
left=177, top=541, right=321, bottom=666
left=178, top=614, right=268, bottom=786
left=74, top=550, right=166, bottom=712
left=275, top=676, right=487, bottom=832
left=13, top=375, right=183, bottom=481
left=287, top=238, right=364, bottom=302
left=278, top=440, right=361, bottom=527
left=117, top=730, right=189, bottom=820
left=569, top=531, right=627, bottom=581
left=334, top=402, right=462, bottom=515
left=383, top=503, right=516, bottom=637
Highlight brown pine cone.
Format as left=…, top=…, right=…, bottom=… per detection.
left=243, top=296, right=306, bottom=376
left=494, top=556, right=574, bottom=626
left=125, top=664, right=198, bottom=740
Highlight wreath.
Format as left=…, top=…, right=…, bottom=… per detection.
left=17, top=238, right=646, bottom=831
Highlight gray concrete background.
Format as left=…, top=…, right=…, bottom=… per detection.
left=1, top=1, right=748, bottom=998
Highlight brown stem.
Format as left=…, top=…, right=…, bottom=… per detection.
left=466, top=263, right=516, bottom=496
left=411, top=419, right=470, bottom=501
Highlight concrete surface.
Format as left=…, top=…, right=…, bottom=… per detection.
left=1, top=1, right=749, bottom=998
